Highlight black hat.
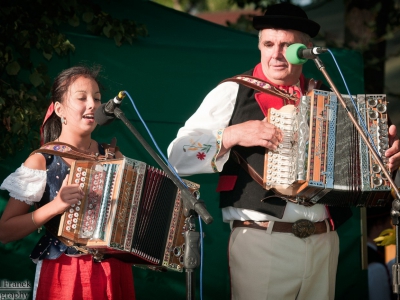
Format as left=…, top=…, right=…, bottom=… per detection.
left=252, top=2, right=320, bottom=38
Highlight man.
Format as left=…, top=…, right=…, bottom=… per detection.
left=168, top=3, right=400, bottom=299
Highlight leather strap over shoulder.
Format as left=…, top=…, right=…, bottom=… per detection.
left=102, top=137, right=118, bottom=159
left=220, top=75, right=298, bottom=103
left=30, top=142, right=102, bottom=161
left=232, top=150, right=263, bottom=187
left=304, top=78, right=324, bottom=93
left=231, top=150, right=313, bottom=206
left=30, top=138, right=118, bottom=161
left=31, top=138, right=118, bottom=249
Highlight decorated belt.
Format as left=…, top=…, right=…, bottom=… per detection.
left=232, top=219, right=333, bottom=238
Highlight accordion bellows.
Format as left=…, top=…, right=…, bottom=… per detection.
left=58, top=157, right=199, bottom=272
left=263, top=89, right=391, bottom=206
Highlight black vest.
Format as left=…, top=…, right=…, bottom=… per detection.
left=219, top=70, right=286, bottom=218
left=219, top=71, right=352, bottom=227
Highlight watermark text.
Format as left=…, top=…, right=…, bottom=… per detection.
left=0, top=280, right=31, bottom=299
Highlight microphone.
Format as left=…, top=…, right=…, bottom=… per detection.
left=95, top=91, right=126, bottom=126
left=285, top=43, right=328, bottom=65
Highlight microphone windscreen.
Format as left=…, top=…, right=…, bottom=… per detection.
left=286, top=43, right=308, bottom=65
left=94, top=104, right=115, bottom=126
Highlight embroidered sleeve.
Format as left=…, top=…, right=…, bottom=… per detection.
left=211, top=128, right=231, bottom=172
left=0, top=164, right=47, bottom=205
left=167, top=82, right=238, bottom=175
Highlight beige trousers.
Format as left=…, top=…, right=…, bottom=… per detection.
left=228, top=223, right=339, bottom=300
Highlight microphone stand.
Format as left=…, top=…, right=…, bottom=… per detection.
left=112, top=106, right=213, bottom=300
left=312, top=57, right=400, bottom=298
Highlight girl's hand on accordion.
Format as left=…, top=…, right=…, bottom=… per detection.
left=52, top=175, right=84, bottom=215
left=386, top=124, right=400, bottom=172
left=220, top=118, right=282, bottom=155
left=0, top=175, right=83, bottom=243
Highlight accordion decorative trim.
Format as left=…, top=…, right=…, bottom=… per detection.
left=55, top=157, right=200, bottom=272
left=41, top=144, right=72, bottom=152
left=262, top=90, right=391, bottom=207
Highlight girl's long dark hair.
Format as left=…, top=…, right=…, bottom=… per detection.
left=42, top=65, right=102, bottom=144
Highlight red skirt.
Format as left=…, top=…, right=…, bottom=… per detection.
left=35, top=254, right=135, bottom=300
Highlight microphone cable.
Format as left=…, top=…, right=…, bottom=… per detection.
left=123, top=90, right=206, bottom=300
left=287, top=44, right=383, bottom=161
left=325, top=49, right=381, bottom=159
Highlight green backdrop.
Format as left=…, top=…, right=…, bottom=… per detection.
left=0, top=0, right=367, bottom=299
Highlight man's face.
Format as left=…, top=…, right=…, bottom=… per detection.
left=258, top=28, right=310, bottom=86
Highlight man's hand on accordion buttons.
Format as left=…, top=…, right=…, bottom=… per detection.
left=53, top=175, right=84, bottom=215
left=222, top=118, right=282, bottom=151
left=386, top=124, right=400, bottom=171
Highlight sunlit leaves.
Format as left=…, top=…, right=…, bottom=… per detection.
left=103, top=23, right=112, bottom=38
left=29, top=71, right=44, bottom=87
left=68, top=14, right=80, bottom=27
left=42, top=51, right=52, bottom=60
left=90, top=13, right=147, bottom=46
left=82, top=12, right=94, bottom=23
left=114, top=32, right=123, bottom=46
left=5, top=61, right=20, bottom=75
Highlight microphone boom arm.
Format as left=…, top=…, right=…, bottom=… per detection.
left=312, top=56, right=400, bottom=296
left=312, top=57, right=400, bottom=199
left=113, top=107, right=213, bottom=225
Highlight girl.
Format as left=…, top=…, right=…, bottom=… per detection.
left=0, top=66, right=135, bottom=300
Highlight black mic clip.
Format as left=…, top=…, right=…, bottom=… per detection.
left=104, top=91, right=126, bottom=115
left=286, top=43, right=328, bottom=65
left=299, top=47, right=328, bottom=60
left=95, top=91, right=126, bottom=126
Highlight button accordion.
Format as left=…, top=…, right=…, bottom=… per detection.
left=58, top=157, right=199, bottom=272
left=263, top=89, right=391, bottom=206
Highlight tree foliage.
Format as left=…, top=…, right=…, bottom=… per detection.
left=344, top=0, right=400, bottom=94
left=0, top=0, right=147, bottom=158
left=225, top=0, right=400, bottom=96
left=153, top=0, right=252, bottom=14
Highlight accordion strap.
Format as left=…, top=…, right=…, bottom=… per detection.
left=221, top=75, right=324, bottom=104
left=104, top=137, right=117, bottom=160
left=232, top=150, right=309, bottom=205
left=220, top=75, right=298, bottom=104
left=226, top=76, right=323, bottom=206
left=304, top=78, right=324, bottom=93
left=232, top=150, right=263, bottom=187
left=30, top=138, right=118, bottom=250
left=30, top=138, right=118, bottom=161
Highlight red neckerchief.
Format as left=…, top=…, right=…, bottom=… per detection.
left=253, top=63, right=305, bottom=116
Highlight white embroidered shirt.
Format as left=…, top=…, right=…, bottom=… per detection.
left=167, top=81, right=328, bottom=223
left=0, top=164, right=46, bottom=205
